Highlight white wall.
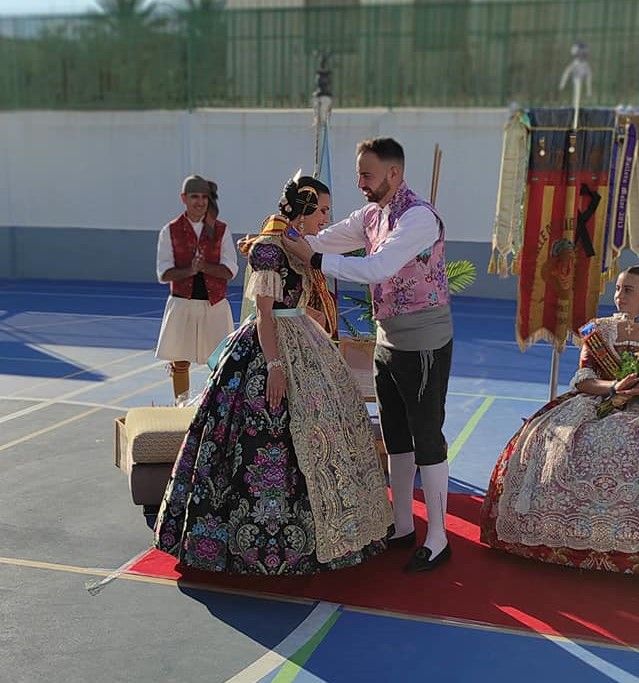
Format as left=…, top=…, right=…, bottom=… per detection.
left=0, top=108, right=506, bottom=242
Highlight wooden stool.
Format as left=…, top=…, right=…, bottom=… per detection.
left=114, top=406, right=196, bottom=512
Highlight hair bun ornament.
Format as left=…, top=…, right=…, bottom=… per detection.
left=278, top=169, right=308, bottom=218
left=279, top=174, right=300, bottom=218
left=283, top=178, right=298, bottom=197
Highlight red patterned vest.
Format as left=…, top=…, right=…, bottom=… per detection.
left=169, top=213, right=228, bottom=305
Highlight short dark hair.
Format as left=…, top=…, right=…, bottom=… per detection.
left=623, top=265, right=639, bottom=277
left=356, top=137, right=404, bottom=166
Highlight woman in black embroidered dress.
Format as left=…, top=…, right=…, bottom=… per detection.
left=154, top=176, right=392, bottom=575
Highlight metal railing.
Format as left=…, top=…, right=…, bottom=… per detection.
left=0, top=0, right=637, bottom=110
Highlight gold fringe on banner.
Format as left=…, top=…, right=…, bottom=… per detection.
left=512, top=252, right=521, bottom=275
left=487, top=249, right=498, bottom=274
left=489, top=111, right=530, bottom=277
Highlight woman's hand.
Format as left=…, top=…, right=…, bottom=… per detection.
left=615, top=372, right=639, bottom=396
left=237, top=234, right=252, bottom=253
left=281, top=232, right=314, bottom=265
left=266, top=364, right=287, bottom=409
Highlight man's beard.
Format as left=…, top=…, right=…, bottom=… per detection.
left=363, top=178, right=391, bottom=203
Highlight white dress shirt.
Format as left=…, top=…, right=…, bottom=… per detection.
left=156, top=218, right=239, bottom=282
left=306, top=203, right=439, bottom=284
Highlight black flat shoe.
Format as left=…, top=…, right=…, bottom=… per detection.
left=404, top=543, right=451, bottom=572
left=387, top=530, right=417, bottom=548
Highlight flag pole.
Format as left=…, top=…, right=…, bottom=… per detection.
left=430, top=143, right=442, bottom=206
left=312, top=52, right=332, bottom=181
left=311, top=52, right=338, bottom=327
left=549, top=42, right=592, bottom=399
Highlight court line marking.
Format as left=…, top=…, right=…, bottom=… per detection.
left=0, top=395, right=127, bottom=411
left=0, top=290, right=168, bottom=301
left=0, top=554, right=635, bottom=654
left=0, top=388, right=546, bottom=426
left=448, top=396, right=495, bottom=462
left=0, top=376, right=167, bottom=452
left=0, top=359, right=163, bottom=425
left=498, top=607, right=639, bottom=682
left=448, top=390, right=545, bottom=403
left=1, top=310, right=164, bottom=331
left=0, top=356, right=103, bottom=364
left=0, top=552, right=339, bottom=683
left=227, top=603, right=341, bottom=683
left=346, top=603, right=638, bottom=653
left=0, top=288, right=244, bottom=301
left=4, top=348, right=152, bottom=398
left=270, top=610, right=341, bottom=683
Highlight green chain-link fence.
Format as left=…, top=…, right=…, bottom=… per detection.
left=0, top=0, right=637, bottom=110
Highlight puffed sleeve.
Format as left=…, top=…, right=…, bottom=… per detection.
left=244, top=242, right=285, bottom=302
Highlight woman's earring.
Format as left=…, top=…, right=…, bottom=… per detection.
left=299, top=220, right=305, bottom=235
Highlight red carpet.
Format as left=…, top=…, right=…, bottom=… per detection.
left=128, top=494, right=639, bottom=647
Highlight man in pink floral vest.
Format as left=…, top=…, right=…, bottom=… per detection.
left=156, top=175, right=238, bottom=402
left=283, top=138, right=453, bottom=572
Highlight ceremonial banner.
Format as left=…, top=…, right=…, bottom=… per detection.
left=603, top=117, right=637, bottom=273
left=618, top=116, right=639, bottom=258
left=488, top=110, right=531, bottom=277
left=516, top=108, right=616, bottom=352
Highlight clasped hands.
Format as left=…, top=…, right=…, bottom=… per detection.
left=191, top=253, right=208, bottom=274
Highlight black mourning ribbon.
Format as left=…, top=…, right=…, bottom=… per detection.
left=575, top=183, right=599, bottom=257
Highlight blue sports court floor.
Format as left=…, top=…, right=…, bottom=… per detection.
left=1, top=279, right=637, bottom=683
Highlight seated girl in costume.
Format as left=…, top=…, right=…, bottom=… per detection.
left=480, top=266, right=639, bottom=574
left=154, top=174, right=392, bottom=575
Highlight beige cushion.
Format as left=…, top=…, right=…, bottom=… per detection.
left=125, top=406, right=197, bottom=464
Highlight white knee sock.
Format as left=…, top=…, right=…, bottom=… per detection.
left=388, top=451, right=417, bottom=538
left=419, top=460, right=449, bottom=558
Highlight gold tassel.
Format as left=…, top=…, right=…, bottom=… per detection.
left=498, top=254, right=509, bottom=277
left=512, top=252, right=521, bottom=274
left=487, top=249, right=498, bottom=274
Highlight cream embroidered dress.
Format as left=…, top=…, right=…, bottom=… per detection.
left=480, top=315, right=639, bottom=574
left=154, top=237, right=392, bottom=574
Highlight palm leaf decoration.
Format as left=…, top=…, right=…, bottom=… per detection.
left=445, top=259, right=476, bottom=294
left=342, top=289, right=376, bottom=337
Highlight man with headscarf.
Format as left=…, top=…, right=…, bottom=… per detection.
left=156, top=174, right=238, bottom=401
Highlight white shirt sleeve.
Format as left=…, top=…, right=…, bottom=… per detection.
left=320, top=205, right=440, bottom=285
left=220, top=226, right=239, bottom=279
left=156, top=224, right=174, bottom=282
left=306, top=206, right=368, bottom=254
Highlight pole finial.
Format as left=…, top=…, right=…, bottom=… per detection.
left=559, top=40, right=592, bottom=98
left=313, top=51, right=332, bottom=99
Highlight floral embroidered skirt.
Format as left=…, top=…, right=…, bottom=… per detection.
left=480, top=394, right=639, bottom=574
left=154, top=317, right=391, bottom=575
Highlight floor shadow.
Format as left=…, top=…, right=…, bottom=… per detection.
left=133, top=495, right=639, bottom=651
